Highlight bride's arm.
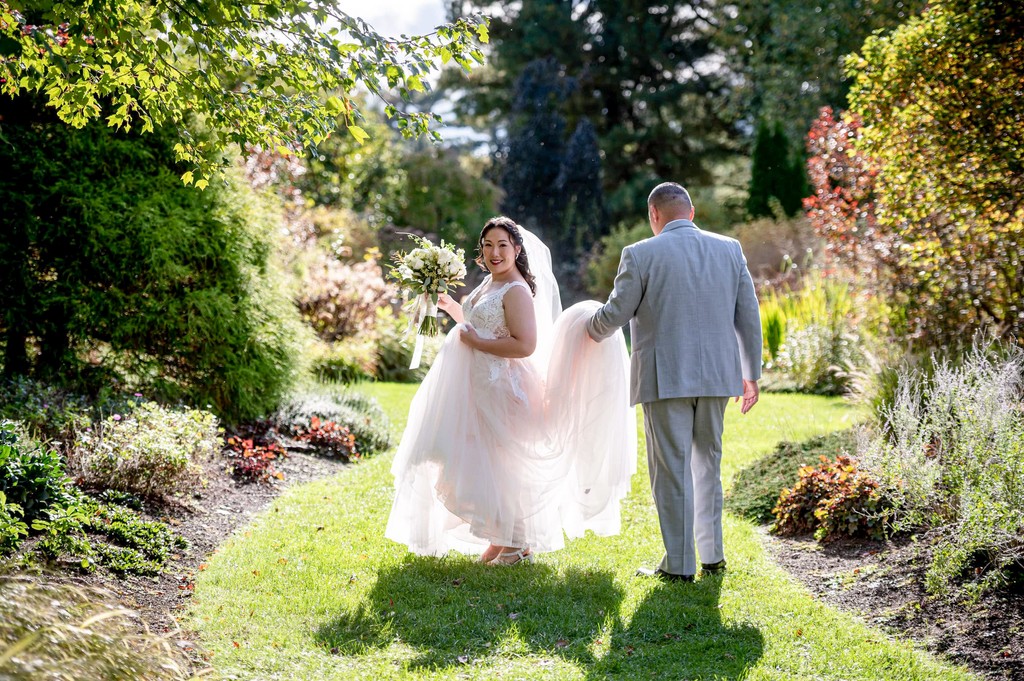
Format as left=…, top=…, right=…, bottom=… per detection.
left=437, top=293, right=464, bottom=324
left=459, top=286, right=537, bottom=358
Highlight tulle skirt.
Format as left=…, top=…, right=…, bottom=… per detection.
left=385, top=301, right=636, bottom=556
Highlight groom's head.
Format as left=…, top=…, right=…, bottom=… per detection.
left=647, top=183, right=694, bottom=235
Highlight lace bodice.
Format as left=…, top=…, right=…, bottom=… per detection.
left=462, top=278, right=531, bottom=399
left=463, top=279, right=528, bottom=340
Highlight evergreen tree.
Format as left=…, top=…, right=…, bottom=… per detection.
left=557, top=119, right=606, bottom=253
left=447, top=0, right=739, bottom=226
left=715, top=0, right=926, bottom=145
left=498, top=58, right=572, bottom=239
left=747, top=120, right=807, bottom=219
left=0, top=93, right=305, bottom=422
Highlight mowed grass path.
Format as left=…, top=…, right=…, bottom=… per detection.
left=190, top=388, right=976, bottom=681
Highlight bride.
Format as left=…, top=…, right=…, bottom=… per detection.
left=385, top=216, right=636, bottom=565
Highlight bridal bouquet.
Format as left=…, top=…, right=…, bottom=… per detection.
left=388, top=235, right=467, bottom=338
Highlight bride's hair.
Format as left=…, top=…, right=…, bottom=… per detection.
left=476, top=217, right=537, bottom=296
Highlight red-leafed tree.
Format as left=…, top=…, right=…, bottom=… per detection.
left=803, top=107, right=893, bottom=286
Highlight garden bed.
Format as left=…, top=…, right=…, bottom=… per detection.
left=763, top=522, right=1023, bottom=680
left=22, top=448, right=347, bottom=672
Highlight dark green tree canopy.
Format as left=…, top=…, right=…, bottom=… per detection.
left=747, top=119, right=806, bottom=219
left=716, top=0, right=925, bottom=143
left=0, top=93, right=305, bottom=421
left=448, top=0, right=740, bottom=225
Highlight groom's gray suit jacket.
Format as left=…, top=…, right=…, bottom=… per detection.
left=587, top=219, right=762, bottom=403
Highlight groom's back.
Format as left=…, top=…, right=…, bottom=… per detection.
left=626, top=223, right=759, bottom=401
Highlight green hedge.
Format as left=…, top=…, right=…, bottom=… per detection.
left=0, top=93, right=308, bottom=423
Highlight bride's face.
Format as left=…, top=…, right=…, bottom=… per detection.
left=481, top=228, right=521, bottom=277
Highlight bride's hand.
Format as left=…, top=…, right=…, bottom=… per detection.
left=458, top=323, right=480, bottom=349
left=437, top=293, right=465, bottom=324
left=436, top=293, right=456, bottom=313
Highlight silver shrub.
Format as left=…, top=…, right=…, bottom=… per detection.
left=860, top=340, right=1024, bottom=593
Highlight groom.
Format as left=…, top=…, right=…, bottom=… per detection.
left=587, top=182, right=762, bottom=582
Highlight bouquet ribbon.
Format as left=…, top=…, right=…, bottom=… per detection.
left=408, top=293, right=438, bottom=370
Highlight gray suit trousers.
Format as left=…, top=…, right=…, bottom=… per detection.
left=642, top=396, right=728, bottom=576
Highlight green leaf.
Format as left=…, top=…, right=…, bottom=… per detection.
left=325, top=95, right=345, bottom=116
left=347, top=125, right=370, bottom=144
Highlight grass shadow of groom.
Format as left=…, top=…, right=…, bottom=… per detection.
left=314, top=555, right=624, bottom=671
left=587, top=573, right=764, bottom=680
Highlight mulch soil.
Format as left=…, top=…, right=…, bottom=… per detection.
left=763, top=528, right=1024, bottom=681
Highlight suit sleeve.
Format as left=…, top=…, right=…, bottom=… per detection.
left=733, top=244, right=763, bottom=380
left=587, top=246, right=643, bottom=342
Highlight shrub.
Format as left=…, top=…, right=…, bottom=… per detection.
left=773, top=323, right=859, bottom=395
left=295, top=253, right=397, bottom=342
left=759, top=269, right=884, bottom=395
left=859, top=340, right=1024, bottom=594
left=224, top=436, right=285, bottom=484
left=275, top=391, right=392, bottom=457
left=83, top=502, right=188, bottom=577
left=309, top=338, right=376, bottom=384
left=28, top=493, right=187, bottom=576
left=72, top=402, right=218, bottom=500
left=0, top=421, right=76, bottom=524
left=584, top=222, right=650, bottom=301
left=733, top=214, right=821, bottom=290
left=0, top=577, right=190, bottom=680
left=294, top=416, right=358, bottom=461
left=372, top=306, right=441, bottom=382
left=772, top=454, right=888, bottom=542
left=0, top=377, right=91, bottom=441
left=32, top=500, right=96, bottom=569
left=727, top=429, right=860, bottom=524
left=0, top=492, right=27, bottom=554
left=0, top=96, right=308, bottom=424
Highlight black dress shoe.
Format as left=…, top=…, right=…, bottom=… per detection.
left=636, top=567, right=695, bottom=582
left=701, top=559, right=727, bottom=574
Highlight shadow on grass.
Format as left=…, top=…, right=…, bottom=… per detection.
left=315, top=557, right=762, bottom=679
left=588, top=573, right=763, bottom=679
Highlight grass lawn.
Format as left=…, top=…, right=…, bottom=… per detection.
left=190, top=388, right=977, bottom=680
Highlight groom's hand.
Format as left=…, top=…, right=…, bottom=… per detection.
left=736, top=379, right=759, bottom=414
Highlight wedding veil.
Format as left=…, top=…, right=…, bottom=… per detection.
left=517, top=226, right=562, bottom=373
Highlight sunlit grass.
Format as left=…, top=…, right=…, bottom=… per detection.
left=190, top=388, right=976, bottom=680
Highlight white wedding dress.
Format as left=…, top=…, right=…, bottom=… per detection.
left=385, top=229, right=636, bottom=556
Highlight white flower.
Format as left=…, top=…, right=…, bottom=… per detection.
left=406, top=254, right=425, bottom=271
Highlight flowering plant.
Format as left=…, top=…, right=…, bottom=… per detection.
left=388, top=235, right=467, bottom=337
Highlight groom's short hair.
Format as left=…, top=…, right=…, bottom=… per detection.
left=648, top=182, right=693, bottom=214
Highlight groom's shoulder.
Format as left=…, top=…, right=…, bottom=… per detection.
left=698, top=228, right=740, bottom=247
left=623, top=235, right=659, bottom=257
left=697, top=229, right=744, bottom=256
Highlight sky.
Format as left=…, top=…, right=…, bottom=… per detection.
left=334, top=0, right=448, bottom=38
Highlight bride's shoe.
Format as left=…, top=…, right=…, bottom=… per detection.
left=488, top=548, right=534, bottom=566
